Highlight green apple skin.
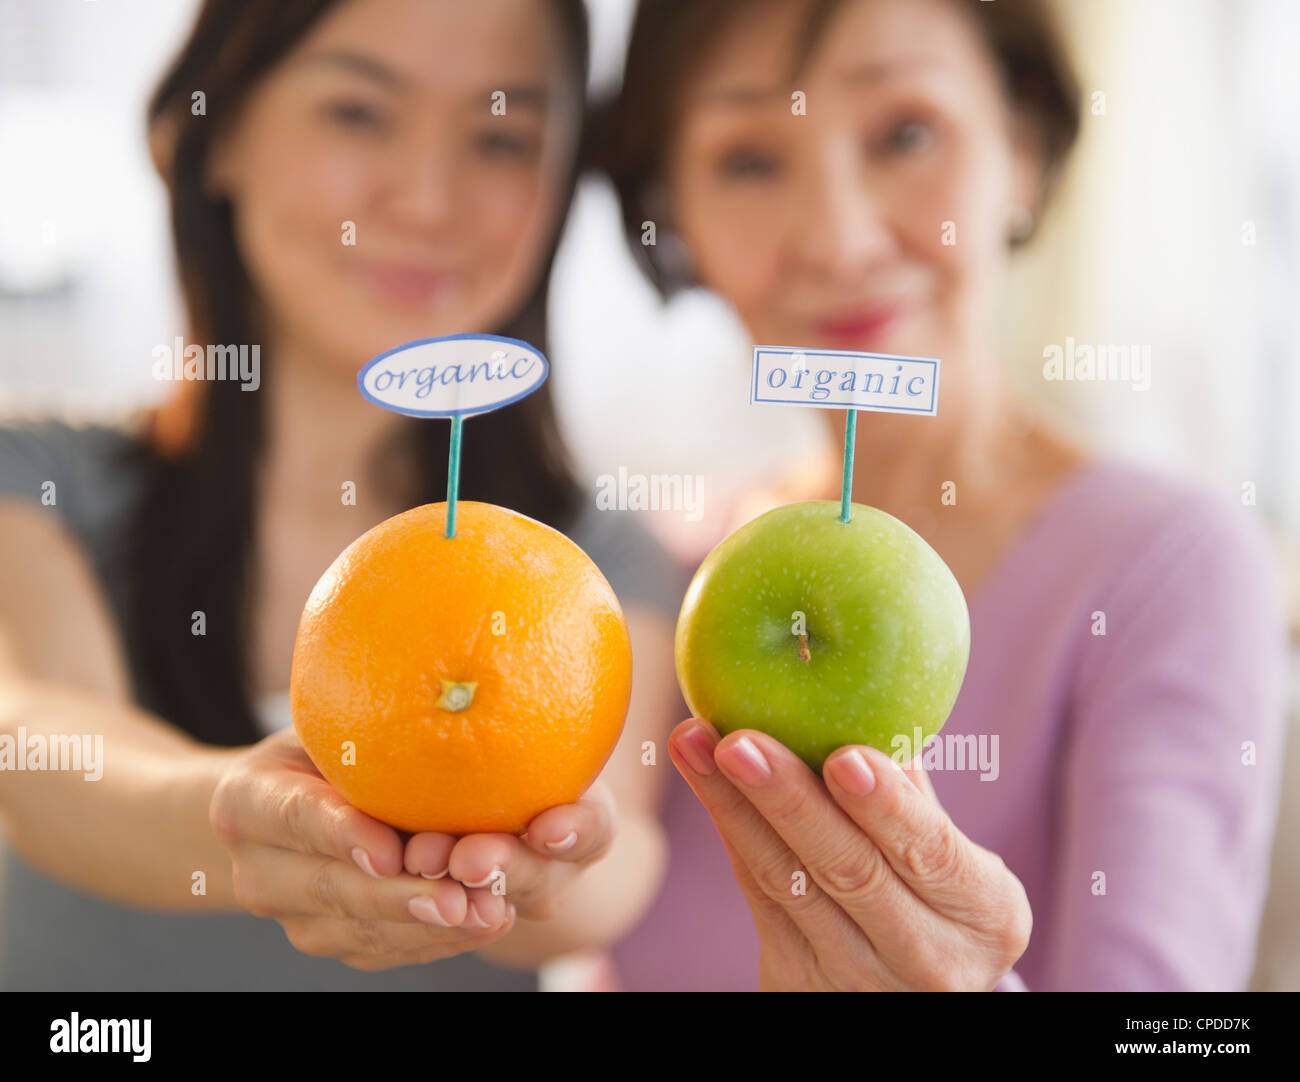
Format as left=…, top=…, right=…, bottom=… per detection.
left=675, top=500, right=970, bottom=772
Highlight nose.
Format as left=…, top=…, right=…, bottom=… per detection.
left=384, top=133, right=459, bottom=233
left=788, top=137, right=895, bottom=281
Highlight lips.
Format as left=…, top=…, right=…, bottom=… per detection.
left=813, top=305, right=903, bottom=347
left=356, top=260, right=459, bottom=307
left=811, top=304, right=904, bottom=345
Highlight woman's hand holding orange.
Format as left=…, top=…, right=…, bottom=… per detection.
left=210, top=728, right=616, bottom=971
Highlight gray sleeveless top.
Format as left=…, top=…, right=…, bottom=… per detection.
left=0, top=419, right=686, bottom=991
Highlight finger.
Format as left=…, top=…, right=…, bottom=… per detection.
left=444, top=781, right=615, bottom=897
left=404, top=833, right=457, bottom=879
left=521, top=780, right=617, bottom=863
left=892, top=748, right=941, bottom=805
left=708, top=729, right=925, bottom=959
left=236, top=844, right=471, bottom=926
left=445, top=834, right=559, bottom=919
left=901, top=759, right=938, bottom=802
left=443, top=782, right=616, bottom=916
left=713, top=831, right=823, bottom=987
left=262, top=727, right=324, bottom=773
left=668, top=720, right=879, bottom=979
left=340, top=907, right=519, bottom=971
left=228, top=769, right=405, bottom=878
left=823, top=744, right=991, bottom=918
left=281, top=905, right=517, bottom=968
left=460, top=886, right=513, bottom=929
left=447, top=834, right=591, bottom=921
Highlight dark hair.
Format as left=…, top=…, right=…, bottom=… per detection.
left=118, top=0, right=589, bottom=747
left=596, top=0, right=1081, bottom=296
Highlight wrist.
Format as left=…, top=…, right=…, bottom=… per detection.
left=158, top=743, right=247, bottom=909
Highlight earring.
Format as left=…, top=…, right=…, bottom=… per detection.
left=1008, top=205, right=1035, bottom=243
left=641, top=181, right=694, bottom=288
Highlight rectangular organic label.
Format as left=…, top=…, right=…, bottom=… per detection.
left=751, top=346, right=940, bottom=415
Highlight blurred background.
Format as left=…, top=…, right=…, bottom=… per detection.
left=1, top=0, right=1297, bottom=988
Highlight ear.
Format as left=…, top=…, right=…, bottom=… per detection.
left=203, top=129, right=239, bottom=200
left=147, top=108, right=180, bottom=188
left=148, top=107, right=238, bottom=200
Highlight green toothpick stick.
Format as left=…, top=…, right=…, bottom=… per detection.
left=840, top=408, right=857, bottom=524
left=446, top=414, right=464, bottom=538
left=358, top=335, right=550, bottom=540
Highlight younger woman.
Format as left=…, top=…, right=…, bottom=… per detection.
left=0, top=0, right=681, bottom=991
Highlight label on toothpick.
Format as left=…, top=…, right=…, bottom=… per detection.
left=358, top=333, right=548, bottom=418
left=750, top=345, right=940, bottom=416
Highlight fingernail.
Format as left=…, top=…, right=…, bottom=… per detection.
left=675, top=723, right=717, bottom=776
left=719, top=735, right=771, bottom=786
left=419, top=868, right=449, bottom=880
left=545, top=831, right=578, bottom=853
left=463, top=901, right=492, bottom=929
left=462, top=866, right=502, bottom=889
left=827, top=748, right=877, bottom=796
left=352, top=847, right=382, bottom=879
left=408, top=895, right=453, bottom=927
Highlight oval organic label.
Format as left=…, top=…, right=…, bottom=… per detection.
left=358, top=333, right=549, bottom=418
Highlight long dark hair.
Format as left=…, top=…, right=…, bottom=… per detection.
left=119, top=0, right=589, bottom=747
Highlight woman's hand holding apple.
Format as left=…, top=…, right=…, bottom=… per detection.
left=668, top=719, right=1032, bottom=991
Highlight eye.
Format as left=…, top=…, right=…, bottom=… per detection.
left=718, top=148, right=780, bottom=180
left=877, top=118, right=935, bottom=156
left=475, top=129, right=539, bottom=160
left=324, top=100, right=387, bottom=131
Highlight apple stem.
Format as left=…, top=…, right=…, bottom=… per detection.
left=797, top=633, right=811, bottom=663
left=840, top=409, right=857, bottom=524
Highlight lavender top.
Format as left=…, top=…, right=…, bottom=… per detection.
left=611, top=458, right=1290, bottom=991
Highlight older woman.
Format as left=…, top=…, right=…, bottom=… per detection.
left=600, top=0, right=1288, bottom=991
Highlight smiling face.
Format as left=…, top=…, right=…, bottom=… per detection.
left=206, top=0, right=580, bottom=373
left=666, top=0, right=1040, bottom=362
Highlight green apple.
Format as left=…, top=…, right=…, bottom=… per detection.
left=675, top=500, right=970, bottom=771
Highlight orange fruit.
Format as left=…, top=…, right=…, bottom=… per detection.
left=290, top=501, right=632, bottom=835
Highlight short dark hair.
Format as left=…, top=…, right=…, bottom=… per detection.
left=594, top=0, right=1081, bottom=297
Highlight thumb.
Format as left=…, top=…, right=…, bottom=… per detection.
left=895, top=752, right=941, bottom=807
